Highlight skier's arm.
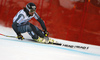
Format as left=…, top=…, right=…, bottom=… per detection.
left=37, top=17, right=47, bottom=31
left=34, top=12, right=47, bottom=31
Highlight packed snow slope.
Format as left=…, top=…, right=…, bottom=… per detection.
left=0, top=25, right=100, bottom=60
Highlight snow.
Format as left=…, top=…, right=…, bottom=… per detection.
left=0, top=25, right=100, bottom=60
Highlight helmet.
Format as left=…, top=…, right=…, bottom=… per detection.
left=26, top=3, right=36, bottom=12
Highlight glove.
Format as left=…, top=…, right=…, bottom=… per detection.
left=43, top=30, right=49, bottom=37
left=17, top=34, right=24, bottom=40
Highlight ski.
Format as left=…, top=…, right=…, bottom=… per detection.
left=0, top=33, right=62, bottom=46
left=0, top=33, right=17, bottom=38
left=0, top=33, right=89, bottom=49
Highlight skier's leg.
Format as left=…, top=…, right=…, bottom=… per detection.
left=28, top=31, right=38, bottom=39
left=17, top=22, right=43, bottom=40
left=17, top=22, right=49, bottom=43
left=17, top=23, right=38, bottom=39
left=29, top=23, right=50, bottom=43
left=17, top=24, right=32, bottom=33
left=29, top=23, right=45, bottom=38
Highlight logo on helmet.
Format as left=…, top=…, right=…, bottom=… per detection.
left=32, top=6, right=36, bottom=9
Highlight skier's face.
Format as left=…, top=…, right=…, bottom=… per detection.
left=29, top=11, right=35, bottom=16
left=29, top=9, right=36, bottom=16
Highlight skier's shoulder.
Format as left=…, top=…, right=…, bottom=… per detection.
left=17, top=9, right=26, bottom=17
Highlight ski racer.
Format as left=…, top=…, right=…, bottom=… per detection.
left=12, top=2, right=49, bottom=43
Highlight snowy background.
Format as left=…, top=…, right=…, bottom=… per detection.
left=0, top=25, right=100, bottom=60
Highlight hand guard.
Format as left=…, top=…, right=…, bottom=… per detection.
left=17, top=34, right=24, bottom=40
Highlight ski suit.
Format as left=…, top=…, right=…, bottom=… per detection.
left=12, top=9, right=47, bottom=39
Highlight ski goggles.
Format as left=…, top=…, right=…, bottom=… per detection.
left=30, top=9, right=36, bottom=13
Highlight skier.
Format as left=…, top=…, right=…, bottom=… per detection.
left=12, top=2, right=49, bottom=43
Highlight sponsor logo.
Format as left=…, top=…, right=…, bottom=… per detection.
left=62, top=44, right=89, bottom=49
